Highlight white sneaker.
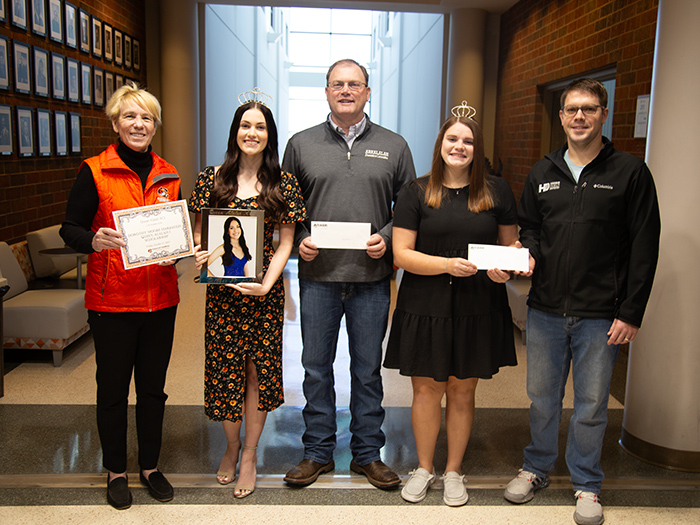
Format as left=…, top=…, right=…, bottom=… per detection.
left=574, top=491, right=604, bottom=525
left=442, top=471, right=468, bottom=507
left=401, top=467, right=435, bottom=503
left=503, top=469, right=550, bottom=503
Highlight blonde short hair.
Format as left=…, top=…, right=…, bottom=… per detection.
left=105, top=81, right=162, bottom=127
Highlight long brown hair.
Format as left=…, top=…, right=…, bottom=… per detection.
left=209, top=101, right=286, bottom=222
left=424, top=116, right=494, bottom=213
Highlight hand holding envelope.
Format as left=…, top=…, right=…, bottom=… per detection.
left=468, top=243, right=530, bottom=273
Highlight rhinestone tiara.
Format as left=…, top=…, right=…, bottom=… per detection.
left=238, top=87, right=273, bottom=107
left=451, top=100, right=477, bottom=119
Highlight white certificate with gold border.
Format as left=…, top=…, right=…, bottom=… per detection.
left=113, top=200, right=195, bottom=269
left=468, top=244, right=530, bottom=272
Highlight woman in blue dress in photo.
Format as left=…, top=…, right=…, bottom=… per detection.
left=206, top=216, right=253, bottom=277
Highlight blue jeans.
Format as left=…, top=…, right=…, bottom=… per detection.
left=299, top=277, right=391, bottom=466
left=522, top=308, right=619, bottom=493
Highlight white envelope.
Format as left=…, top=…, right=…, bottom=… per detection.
left=311, top=221, right=371, bottom=250
left=468, top=244, right=530, bottom=272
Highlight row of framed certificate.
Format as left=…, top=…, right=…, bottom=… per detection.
left=1, top=37, right=136, bottom=105
left=1, top=0, right=141, bottom=71
left=0, top=103, right=81, bottom=156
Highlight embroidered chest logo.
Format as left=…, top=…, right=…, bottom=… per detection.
left=538, top=181, right=561, bottom=193
left=365, top=149, right=389, bottom=160
left=157, top=187, right=170, bottom=202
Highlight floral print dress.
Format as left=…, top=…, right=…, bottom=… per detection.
left=189, top=167, right=307, bottom=422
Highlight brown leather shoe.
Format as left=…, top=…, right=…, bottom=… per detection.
left=350, top=460, right=400, bottom=490
left=284, top=459, right=335, bottom=486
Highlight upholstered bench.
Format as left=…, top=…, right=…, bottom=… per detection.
left=26, top=224, right=87, bottom=287
left=506, top=277, right=530, bottom=345
left=0, top=242, right=89, bottom=366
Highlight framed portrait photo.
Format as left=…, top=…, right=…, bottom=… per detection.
left=0, top=36, right=9, bottom=91
left=51, top=52, right=64, bottom=99
left=80, top=61, right=91, bottom=104
left=31, top=0, right=46, bottom=36
left=54, top=110, right=67, bottom=155
left=1, top=0, right=6, bottom=23
left=78, top=8, right=89, bottom=53
left=113, top=28, right=122, bottom=66
left=115, top=73, right=123, bottom=89
left=33, top=46, right=49, bottom=97
left=132, top=38, right=140, bottom=71
left=92, top=16, right=101, bottom=58
left=13, top=41, right=31, bottom=94
left=104, top=70, right=113, bottom=101
left=66, top=56, right=78, bottom=102
left=0, top=104, right=13, bottom=156
left=48, top=0, right=62, bottom=43
left=64, top=2, right=77, bottom=49
left=123, top=33, right=131, bottom=69
left=16, top=106, right=34, bottom=156
left=69, top=111, right=80, bottom=154
left=12, top=0, right=28, bottom=30
left=200, top=208, right=265, bottom=284
left=36, top=107, right=51, bottom=156
left=93, top=66, right=103, bottom=106
left=103, top=23, right=113, bottom=62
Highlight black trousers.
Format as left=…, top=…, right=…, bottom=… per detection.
left=89, top=306, right=177, bottom=473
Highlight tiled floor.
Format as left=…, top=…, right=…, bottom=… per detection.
left=1, top=257, right=699, bottom=524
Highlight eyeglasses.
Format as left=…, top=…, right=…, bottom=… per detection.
left=327, top=81, right=367, bottom=92
left=561, top=105, right=604, bottom=117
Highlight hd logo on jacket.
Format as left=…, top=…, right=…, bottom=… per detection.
left=539, top=181, right=561, bottom=193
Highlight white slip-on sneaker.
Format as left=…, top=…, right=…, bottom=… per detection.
left=401, top=467, right=435, bottom=503
left=442, top=471, right=468, bottom=507
left=574, top=490, right=604, bottom=525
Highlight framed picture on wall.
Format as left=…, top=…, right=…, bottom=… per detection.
left=92, top=16, right=102, bottom=58
left=132, top=38, right=140, bottom=71
left=48, top=0, right=62, bottom=43
left=115, top=73, right=123, bottom=89
left=13, top=41, right=31, bottom=94
left=17, top=106, right=34, bottom=156
left=114, top=28, right=122, bottom=66
left=51, top=52, right=64, bottom=99
left=31, top=0, right=46, bottom=36
left=54, top=110, right=67, bottom=155
left=78, top=8, right=89, bottom=53
left=64, top=2, right=77, bottom=49
left=0, top=36, right=9, bottom=91
left=93, top=66, right=103, bottom=106
left=33, top=46, right=49, bottom=97
left=0, top=104, right=12, bottom=156
left=105, top=70, right=113, bottom=101
left=12, top=0, right=28, bottom=30
left=1, top=0, right=6, bottom=23
left=69, top=111, right=80, bottom=154
left=66, top=57, right=78, bottom=102
left=103, top=23, right=113, bottom=62
left=80, top=61, right=91, bottom=104
left=123, top=33, right=132, bottom=69
left=36, top=107, right=51, bottom=156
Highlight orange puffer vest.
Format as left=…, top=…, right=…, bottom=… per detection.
left=84, top=144, right=181, bottom=312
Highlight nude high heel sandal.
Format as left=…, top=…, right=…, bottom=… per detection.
left=217, top=440, right=241, bottom=485
left=233, top=445, right=258, bottom=498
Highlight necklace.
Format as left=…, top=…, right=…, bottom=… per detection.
left=445, top=183, right=469, bottom=194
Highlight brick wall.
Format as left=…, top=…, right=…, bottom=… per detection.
left=495, top=0, right=659, bottom=198
left=0, top=0, right=146, bottom=244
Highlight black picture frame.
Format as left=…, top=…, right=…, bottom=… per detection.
left=132, top=38, right=140, bottom=72
left=113, top=28, right=122, bottom=66
left=69, top=111, right=80, bottom=154
left=123, top=33, right=131, bottom=70
left=13, top=40, right=31, bottom=94
left=0, top=104, right=12, bottom=156
left=30, top=0, right=46, bottom=36
left=103, top=22, right=112, bottom=62
left=54, top=109, right=67, bottom=155
left=16, top=106, right=34, bottom=156
left=78, top=8, right=89, bottom=53
left=51, top=51, right=64, bottom=99
left=200, top=208, right=265, bottom=284
left=11, top=0, right=28, bottom=30
left=0, top=36, right=9, bottom=91
left=66, top=56, right=78, bottom=102
left=48, top=0, right=62, bottom=43
left=64, top=2, right=76, bottom=49
left=93, top=66, right=103, bottom=106
left=36, top=107, right=51, bottom=156
left=33, top=45, right=49, bottom=97
left=104, top=70, right=113, bottom=101
left=115, top=73, right=123, bottom=90
left=80, top=61, right=90, bottom=104
left=91, top=16, right=101, bottom=58
left=1, top=0, right=6, bottom=23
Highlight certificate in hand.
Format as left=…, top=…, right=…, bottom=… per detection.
left=113, top=200, right=195, bottom=270
left=468, top=244, right=530, bottom=272
left=311, top=221, right=371, bottom=250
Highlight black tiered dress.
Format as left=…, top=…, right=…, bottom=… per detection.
left=384, top=175, right=518, bottom=381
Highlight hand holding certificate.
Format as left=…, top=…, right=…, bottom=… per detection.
left=112, top=200, right=195, bottom=269
left=468, top=244, right=530, bottom=272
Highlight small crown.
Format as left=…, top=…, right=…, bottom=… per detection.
left=238, top=87, right=273, bottom=107
left=451, top=100, right=477, bottom=119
